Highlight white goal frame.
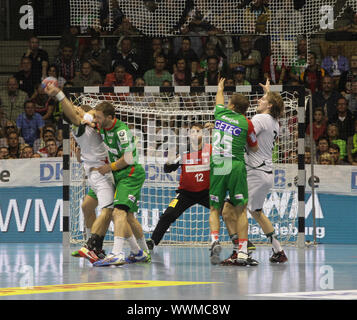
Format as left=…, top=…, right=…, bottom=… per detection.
left=62, top=84, right=306, bottom=248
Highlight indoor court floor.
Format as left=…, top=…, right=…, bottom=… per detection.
left=0, top=243, right=356, bottom=300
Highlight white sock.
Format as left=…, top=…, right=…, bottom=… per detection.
left=267, top=232, right=282, bottom=253
left=112, top=236, right=125, bottom=255
left=210, top=231, right=219, bottom=244
left=126, top=235, right=141, bottom=254
left=239, top=239, right=248, bottom=254
left=136, top=236, right=149, bottom=251
left=271, top=236, right=282, bottom=253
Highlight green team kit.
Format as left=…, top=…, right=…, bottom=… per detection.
left=86, top=105, right=255, bottom=214
left=89, top=118, right=146, bottom=213
left=210, top=104, right=257, bottom=209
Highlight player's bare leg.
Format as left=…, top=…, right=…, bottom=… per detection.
left=220, top=202, right=239, bottom=264
left=209, top=207, right=222, bottom=265
left=73, top=195, right=97, bottom=258
left=127, top=212, right=150, bottom=254
left=90, top=208, right=112, bottom=236
left=221, top=203, right=258, bottom=266
left=81, top=195, right=97, bottom=239
left=78, top=205, right=113, bottom=263
left=250, top=209, right=287, bottom=263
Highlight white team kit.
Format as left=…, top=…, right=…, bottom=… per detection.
left=245, top=113, right=279, bottom=212
left=72, top=123, right=115, bottom=210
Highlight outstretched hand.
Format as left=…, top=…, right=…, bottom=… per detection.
left=259, top=78, right=270, bottom=93
left=218, top=77, right=225, bottom=91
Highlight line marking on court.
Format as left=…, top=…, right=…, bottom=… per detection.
left=250, top=290, right=357, bottom=299
left=0, top=280, right=219, bottom=297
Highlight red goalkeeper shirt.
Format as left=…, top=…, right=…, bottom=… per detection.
left=178, top=144, right=211, bottom=192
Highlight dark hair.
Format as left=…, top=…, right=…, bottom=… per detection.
left=308, top=51, right=317, bottom=59
left=24, top=99, right=35, bottom=108
left=207, top=55, right=219, bottom=64
left=121, top=37, right=132, bottom=43
left=95, top=101, right=115, bottom=118
left=230, top=93, right=250, bottom=115
left=48, top=64, right=59, bottom=77
left=43, top=129, right=55, bottom=137
left=46, top=138, right=57, bottom=146
left=155, top=55, right=166, bottom=63
left=317, top=136, right=329, bottom=145
left=337, top=96, right=348, bottom=105
left=329, top=143, right=340, bottom=152
left=21, top=56, right=32, bottom=64
left=314, top=107, right=324, bottom=114
left=81, top=61, right=92, bottom=68
left=114, top=64, right=126, bottom=71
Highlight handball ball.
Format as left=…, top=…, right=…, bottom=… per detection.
left=41, top=76, right=58, bottom=88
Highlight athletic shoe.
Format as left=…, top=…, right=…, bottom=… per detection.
left=248, top=240, right=256, bottom=251
left=210, top=241, right=222, bottom=265
left=144, top=250, right=152, bottom=263
left=220, top=251, right=238, bottom=266
left=235, top=251, right=249, bottom=266
left=125, top=249, right=150, bottom=264
left=93, top=253, right=126, bottom=267
left=146, top=239, right=155, bottom=251
left=269, top=249, right=288, bottom=263
left=78, top=247, right=101, bottom=263
left=71, top=250, right=81, bottom=257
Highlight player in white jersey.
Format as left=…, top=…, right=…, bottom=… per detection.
left=221, top=79, right=288, bottom=264
left=45, top=86, right=116, bottom=259
left=45, top=84, right=150, bottom=264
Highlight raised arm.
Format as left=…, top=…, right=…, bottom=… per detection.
left=216, top=77, right=225, bottom=106
left=44, top=83, right=81, bottom=126
left=259, top=78, right=270, bottom=94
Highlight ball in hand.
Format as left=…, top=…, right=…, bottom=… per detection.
left=41, top=76, right=58, bottom=89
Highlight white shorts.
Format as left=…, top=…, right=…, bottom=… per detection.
left=247, top=169, right=273, bottom=212
left=88, top=170, right=115, bottom=210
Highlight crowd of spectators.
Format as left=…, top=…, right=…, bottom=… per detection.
left=0, top=4, right=356, bottom=165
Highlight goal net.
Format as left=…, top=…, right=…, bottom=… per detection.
left=69, top=0, right=357, bottom=66
left=65, top=85, right=303, bottom=246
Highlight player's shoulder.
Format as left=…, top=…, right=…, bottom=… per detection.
left=252, top=113, right=277, bottom=123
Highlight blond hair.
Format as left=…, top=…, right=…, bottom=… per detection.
left=266, top=92, right=284, bottom=119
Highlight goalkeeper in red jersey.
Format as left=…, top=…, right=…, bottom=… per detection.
left=146, top=123, right=212, bottom=250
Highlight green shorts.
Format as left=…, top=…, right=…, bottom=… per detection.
left=87, top=188, right=97, bottom=199
left=209, top=158, right=248, bottom=209
left=112, top=164, right=146, bottom=213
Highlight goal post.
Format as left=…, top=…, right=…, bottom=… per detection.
left=62, top=84, right=306, bottom=247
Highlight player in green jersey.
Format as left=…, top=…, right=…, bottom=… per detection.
left=44, top=83, right=149, bottom=265
left=209, top=78, right=258, bottom=265
left=93, top=101, right=150, bottom=266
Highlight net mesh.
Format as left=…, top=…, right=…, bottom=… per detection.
left=67, top=86, right=300, bottom=245
left=69, top=0, right=355, bottom=66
